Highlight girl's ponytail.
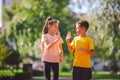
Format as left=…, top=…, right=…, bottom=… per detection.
left=42, top=16, right=52, bottom=34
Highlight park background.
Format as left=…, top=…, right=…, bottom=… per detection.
left=0, top=0, right=120, bottom=80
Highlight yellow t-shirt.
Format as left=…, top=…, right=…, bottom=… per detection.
left=71, top=36, right=94, bottom=68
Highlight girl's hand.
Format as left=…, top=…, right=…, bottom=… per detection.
left=59, top=50, right=63, bottom=62
left=56, top=30, right=61, bottom=41
left=66, top=31, right=71, bottom=41
left=57, top=30, right=61, bottom=36
left=59, top=57, right=63, bottom=62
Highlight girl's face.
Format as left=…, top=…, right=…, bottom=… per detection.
left=75, top=24, right=85, bottom=35
left=48, top=23, right=59, bottom=34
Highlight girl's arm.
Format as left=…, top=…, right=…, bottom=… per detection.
left=40, top=42, right=44, bottom=51
left=44, top=35, right=60, bottom=49
left=45, top=30, right=61, bottom=49
left=59, top=44, right=63, bottom=62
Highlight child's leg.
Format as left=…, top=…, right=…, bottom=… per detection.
left=73, top=66, right=81, bottom=80
left=82, top=68, right=92, bottom=80
left=43, top=62, right=51, bottom=80
left=51, top=63, right=59, bottom=80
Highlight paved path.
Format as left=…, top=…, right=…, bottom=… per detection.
left=32, top=77, right=99, bottom=80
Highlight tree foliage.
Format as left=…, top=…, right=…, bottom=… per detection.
left=70, top=0, right=120, bottom=60
left=90, top=0, right=120, bottom=60
left=0, top=33, right=22, bottom=68
left=4, top=49, right=22, bottom=66
left=0, top=43, right=11, bottom=66
left=69, top=0, right=120, bottom=72
left=3, top=0, right=75, bottom=59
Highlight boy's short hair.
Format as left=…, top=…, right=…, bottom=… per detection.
left=76, top=20, right=89, bottom=31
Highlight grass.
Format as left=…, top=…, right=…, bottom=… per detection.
left=32, top=71, right=120, bottom=80
left=59, top=71, right=72, bottom=77
left=1, top=69, right=120, bottom=79
left=92, top=71, right=120, bottom=79
left=59, top=71, right=120, bottom=79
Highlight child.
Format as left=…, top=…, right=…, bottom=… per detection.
left=40, top=16, right=63, bottom=80
left=66, top=20, right=95, bottom=80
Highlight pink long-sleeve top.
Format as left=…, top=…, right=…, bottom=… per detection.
left=41, top=33, right=63, bottom=63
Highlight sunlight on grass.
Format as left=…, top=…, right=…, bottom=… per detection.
left=59, top=71, right=120, bottom=79
left=92, top=71, right=120, bottom=79
left=59, top=71, right=72, bottom=77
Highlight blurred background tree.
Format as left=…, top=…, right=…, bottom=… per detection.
left=3, top=0, right=74, bottom=57
left=1, top=0, right=120, bottom=73
left=0, top=32, right=22, bottom=69
left=69, top=0, right=120, bottom=73
left=2, top=0, right=76, bottom=71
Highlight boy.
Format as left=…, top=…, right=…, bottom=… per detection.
left=66, top=20, right=95, bottom=80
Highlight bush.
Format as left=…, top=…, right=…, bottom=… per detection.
left=0, top=69, right=15, bottom=80
left=0, top=69, right=15, bottom=77
left=0, top=69, right=31, bottom=80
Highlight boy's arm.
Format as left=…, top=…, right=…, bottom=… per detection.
left=66, top=31, right=74, bottom=53
left=90, top=50, right=96, bottom=56
left=78, top=47, right=95, bottom=56
left=66, top=40, right=74, bottom=53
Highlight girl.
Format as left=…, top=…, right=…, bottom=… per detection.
left=40, top=16, right=63, bottom=80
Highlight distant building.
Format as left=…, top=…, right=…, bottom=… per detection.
left=3, top=0, right=13, bottom=8
left=0, top=0, right=12, bottom=33
left=3, top=0, right=21, bottom=8
left=0, top=0, right=3, bottom=33
left=0, top=0, right=21, bottom=34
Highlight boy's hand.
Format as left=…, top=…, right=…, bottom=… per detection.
left=66, top=31, right=71, bottom=41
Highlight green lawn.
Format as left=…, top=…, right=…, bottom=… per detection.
left=92, top=71, right=120, bottom=79
left=59, top=71, right=120, bottom=79
left=1, top=69, right=120, bottom=80
left=59, top=71, right=72, bottom=77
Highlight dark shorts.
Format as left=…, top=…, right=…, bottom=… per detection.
left=73, top=66, right=92, bottom=80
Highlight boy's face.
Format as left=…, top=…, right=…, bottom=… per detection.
left=76, top=24, right=86, bottom=35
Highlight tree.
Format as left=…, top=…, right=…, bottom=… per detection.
left=89, top=0, right=120, bottom=61
left=0, top=43, right=10, bottom=68
left=0, top=32, right=22, bottom=68
left=3, top=0, right=75, bottom=57
left=4, top=49, right=22, bottom=68
left=69, top=0, right=120, bottom=72
left=3, top=0, right=77, bottom=71
left=0, top=35, right=12, bottom=68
